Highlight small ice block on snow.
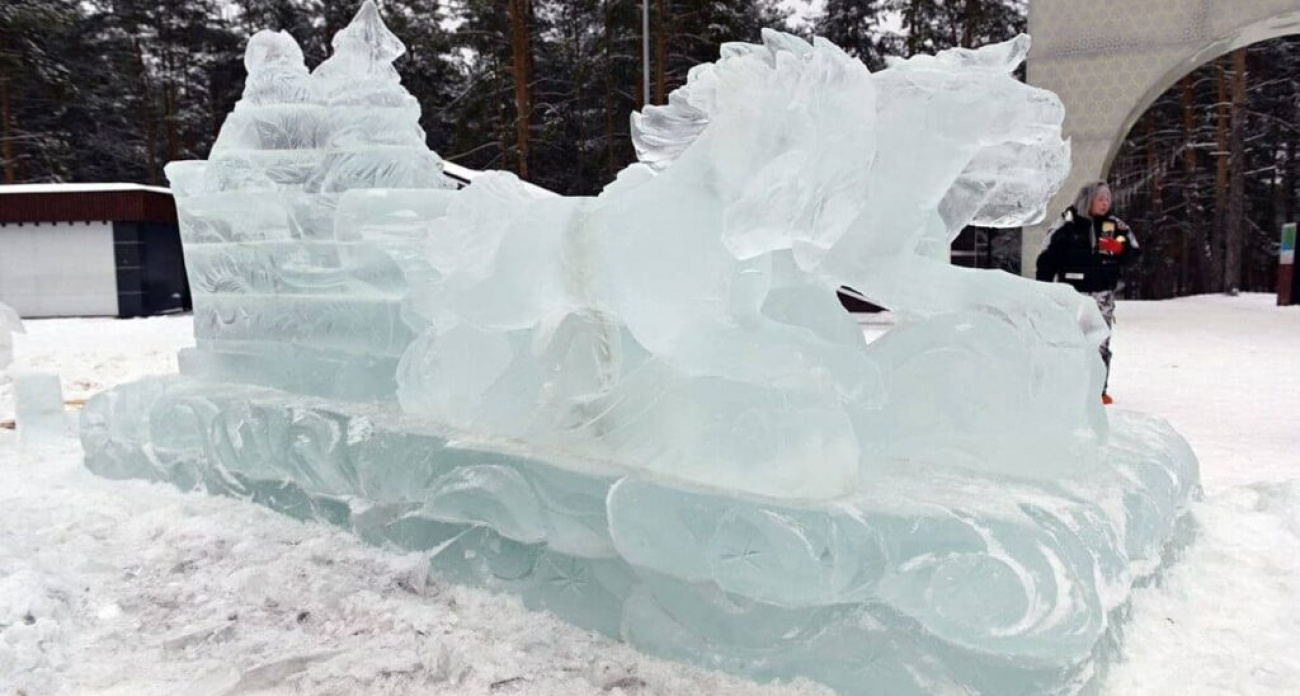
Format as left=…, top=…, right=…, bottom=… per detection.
left=15, top=372, right=66, bottom=447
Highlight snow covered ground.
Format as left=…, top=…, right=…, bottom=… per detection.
left=0, top=315, right=192, bottom=417
left=1, top=294, right=1297, bottom=696
left=1094, top=294, right=1300, bottom=696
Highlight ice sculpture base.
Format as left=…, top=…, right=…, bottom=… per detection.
left=81, top=376, right=1198, bottom=696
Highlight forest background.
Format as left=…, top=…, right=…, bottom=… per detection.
left=2, top=0, right=1296, bottom=297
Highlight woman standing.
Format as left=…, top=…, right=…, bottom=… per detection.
left=1035, top=181, right=1141, bottom=405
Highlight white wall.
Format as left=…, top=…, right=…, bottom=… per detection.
left=0, top=220, right=119, bottom=317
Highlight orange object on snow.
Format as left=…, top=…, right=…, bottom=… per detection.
left=1102, top=392, right=1114, bottom=405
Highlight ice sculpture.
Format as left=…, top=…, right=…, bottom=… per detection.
left=15, top=372, right=65, bottom=447
left=79, top=4, right=1201, bottom=696
left=165, top=3, right=455, bottom=403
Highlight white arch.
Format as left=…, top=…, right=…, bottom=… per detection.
left=1022, top=0, right=1300, bottom=274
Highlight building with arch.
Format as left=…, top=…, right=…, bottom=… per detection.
left=1023, top=0, right=1300, bottom=273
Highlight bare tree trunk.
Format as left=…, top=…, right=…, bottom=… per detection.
left=164, top=61, right=180, bottom=164
left=210, top=72, right=224, bottom=141
left=571, top=5, right=587, bottom=193
left=653, top=0, right=667, bottom=105
left=1180, top=76, right=1206, bottom=294
left=133, top=40, right=160, bottom=186
left=1289, top=102, right=1299, bottom=225
left=1146, top=118, right=1168, bottom=297
left=0, top=22, right=15, bottom=184
left=1272, top=152, right=1287, bottom=289
left=603, top=0, right=618, bottom=179
left=496, top=59, right=510, bottom=170
left=1, top=74, right=15, bottom=184
left=1287, top=135, right=1297, bottom=226
left=1212, top=59, right=1229, bottom=291
left=961, top=0, right=980, bottom=48
left=1224, top=48, right=1248, bottom=294
left=508, top=0, right=533, bottom=179
left=904, top=1, right=922, bottom=55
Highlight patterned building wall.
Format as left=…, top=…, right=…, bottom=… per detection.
left=1022, top=0, right=1300, bottom=274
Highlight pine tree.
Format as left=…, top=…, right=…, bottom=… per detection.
left=885, top=0, right=1025, bottom=54
left=445, top=0, right=520, bottom=175
left=381, top=0, right=459, bottom=161
left=815, top=0, right=888, bottom=70
left=1112, top=36, right=1300, bottom=298
left=83, top=0, right=243, bottom=184
left=0, top=0, right=81, bottom=182
left=506, top=0, right=534, bottom=178
left=653, top=0, right=768, bottom=93
left=2, top=0, right=806, bottom=192
left=531, top=0, right=606, bottom=194
left=237, top=0, right=323, bottom=60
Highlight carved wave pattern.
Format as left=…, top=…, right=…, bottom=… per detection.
left=80, top=377, right=1199, bottom=696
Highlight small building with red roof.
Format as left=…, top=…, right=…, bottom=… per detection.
left=0, top=183, right=191, bottom=318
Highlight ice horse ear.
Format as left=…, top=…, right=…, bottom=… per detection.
left=886, top=33, right=1031, bottom=74
left=630, top=91, right=710, bottom=172
left=934, top=33, right=1031, bottom=72
left=754, top=28, right=816, bottom=60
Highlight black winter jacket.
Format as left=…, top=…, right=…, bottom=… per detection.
left=1035, top=207, right=1141, bottom=293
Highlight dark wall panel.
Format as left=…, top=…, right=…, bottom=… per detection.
left=112, top=221, right=190, bottom=317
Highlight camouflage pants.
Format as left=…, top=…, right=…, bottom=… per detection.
left=1090, top=290, right=1116, bottom=387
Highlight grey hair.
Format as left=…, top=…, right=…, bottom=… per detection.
left=1073, top=181, right=1111, bottom=218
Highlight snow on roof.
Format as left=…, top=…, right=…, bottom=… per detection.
left=442, top=161, right=556, bottom=198
left=440, top=161, right=478, bottom=183
left=0, top=182, right=172, bottom=196
left=1, top=170, right=557, bottom=199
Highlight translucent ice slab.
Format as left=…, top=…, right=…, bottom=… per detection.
left=16, top=372, right=66, bottom=447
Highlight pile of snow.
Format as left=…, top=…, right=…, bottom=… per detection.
left=1, top=293, right=1298, bottom=695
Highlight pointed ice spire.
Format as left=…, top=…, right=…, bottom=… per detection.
left=335, top=0, right=405, bottom=64
left=239, top=30, right=314, bottom=106
left=312, top=1, right=409, bottom=105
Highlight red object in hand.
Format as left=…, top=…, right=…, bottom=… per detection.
left=1098, top=236, right=1125, bottom=254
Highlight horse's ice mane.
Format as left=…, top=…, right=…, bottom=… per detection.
left=630, top=29, right=863, bottom=172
